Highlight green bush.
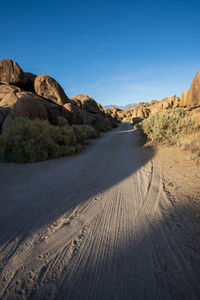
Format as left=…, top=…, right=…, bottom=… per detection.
left=112, top=122, right=118, bottom=128
left=166, top=103, right=173, bottom=109
left=94, top=121, right=112, bottom=132
left=82, top=125, right=100, bottom=139
left=72, top=125, right=89, bottom=144
left=0, top=118, right=99, bottom=163
left=138, top=109, right=196, bottom=144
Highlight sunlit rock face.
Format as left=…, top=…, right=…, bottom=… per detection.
left=34, top=74, right=70, bottom=105
left=0, top=59, right=24, bottom=87
left=186, top=71, right=200, bottom=110
left=0, top=59, right=117, bottom=132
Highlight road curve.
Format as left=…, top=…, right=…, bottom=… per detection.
left=0, top=123, right=199, bottom=299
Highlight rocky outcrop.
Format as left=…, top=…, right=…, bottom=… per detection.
left=0, top=84, right=22, bottom=107
left=23, top=72, right=36, bottom=92
left=0, top=59, right=24, bottom=87
left=179, top=90, right=189, bottom=107
left=3, top=94, right=48, bottom=126
left=2, top=92, right=72, bottom=131
left=71, top=94, right=99, bottom=113
left=111, top=106, right=121, bottom=119
left=178, top=72, right=200, bottom=110
left=185, top=72, right=200, bottom=110
left=0, top=59, right=119, bottom=132
left=34, top=74, right=70, bottom=105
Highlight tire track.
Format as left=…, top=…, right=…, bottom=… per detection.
left=0, top=123, right=200, bottom=299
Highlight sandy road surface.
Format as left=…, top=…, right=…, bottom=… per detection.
left=0, top=123, right=200, bottom=299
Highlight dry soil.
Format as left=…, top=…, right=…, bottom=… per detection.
left=0, top=123, right=200, bottom=299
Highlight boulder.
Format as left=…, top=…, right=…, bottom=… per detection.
left=71, top=94, right=99, bottom=113
left=173, top=97, right=180, bottom=109
left=0, top=83, right=22, bottom=107
left=2, top=91, right=72, bottom=131
left=97, top=103, right=104, bottom=112
left=77, top=108, right=96, bottom=125
left=94, top=111, right=105, bottom=125
left=45, top=100, right=72, bottom=126
left=5, top=93, right=48, bottom=121
left=64, top=103, right=83, bottom=124
left=151, top=100, right=159, bottom=105
left=186, top=71, right=200, bottom=110
left=103, top=107, right=112, bottom=115
left=0, top=59, right=24, bottom=87
left=34, top=74, right=70, bottom=105
left=180, top=90, right=189, bottom=107
left=136, top=107, right=145, bottom=119
left=111, top=106, right=121, bottom=119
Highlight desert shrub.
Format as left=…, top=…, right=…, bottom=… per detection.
left=166, top=103, right=173, bottom=109
left=72, top=125, right=89, bottom=144
left=82, top=125, right=100, bottom=139
left=177, top=131, right=200, bottom=160
left=94, top=121, right=112, bottom=132
left=139, top=109, right=196, bottom=144
left=0, top=118, right=99, bottom=163
left=112, top=121, right=118, bottom=128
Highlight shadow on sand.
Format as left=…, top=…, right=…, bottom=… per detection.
left=1, top=123, right=199, bottom=299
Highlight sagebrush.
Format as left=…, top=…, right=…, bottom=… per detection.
left=138, top=109, right=196, bottom=144
left=0, top=118, right=99, bottom=163
left=138, top=109, right=200, bottom=159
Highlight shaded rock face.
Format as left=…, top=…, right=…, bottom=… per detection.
left=1, top=91, right=72, bottom=131
left=0, top=107, right=11, bottom=133
left=45, top=100, right=72, bottom=126
left=23, top=72, right=36, bottom=92
left=0, top=59, right=24, bottom=87
left=5, top=94, right=48, bottom=121
left=64, top=103, right=82, bottom=124
left=34, top=75, right=70, bottom=105
left=71, top=94, right=99, bottom=113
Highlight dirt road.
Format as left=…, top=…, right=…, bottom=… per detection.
left=0, top=123, right=200, bottom=299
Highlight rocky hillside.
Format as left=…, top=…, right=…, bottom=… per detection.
left=114, top=72, right=200, bottom=126
left=0, top=59, right=117, bottom=133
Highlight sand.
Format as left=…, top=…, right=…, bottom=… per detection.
left=0, top=123, right=200, bottom=299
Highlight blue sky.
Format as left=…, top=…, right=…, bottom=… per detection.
left=1, top=0, right=200, bottom=105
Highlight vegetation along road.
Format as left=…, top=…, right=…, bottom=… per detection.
left=0, top=123, right=200, bottom=299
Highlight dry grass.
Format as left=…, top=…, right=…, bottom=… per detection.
left=177, top=131, right=200, bottom=160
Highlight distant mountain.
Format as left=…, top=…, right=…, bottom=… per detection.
left=104, top=103, right=137, bottom=110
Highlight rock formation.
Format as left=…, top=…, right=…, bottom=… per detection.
left=0, top=59, right=117, bottom=132
left=34, top=74, right=70, bottom=105
left=0, top=59, right=24, bottom=87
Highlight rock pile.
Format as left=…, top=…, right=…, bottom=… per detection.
left=0, top=59, right=117, bottom=132
left=114, top=71, right=200, bottom=124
